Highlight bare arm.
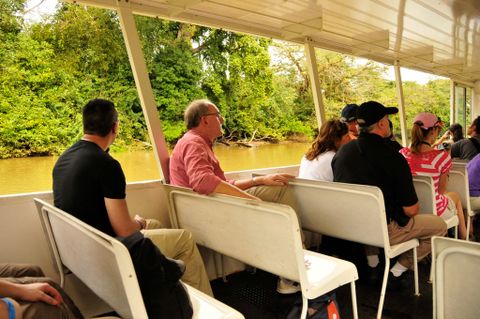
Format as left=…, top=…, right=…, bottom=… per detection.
left=213, top=181, right=259, bottom=200
left=0, top=297, right=20, bottom=319
left=433, top=131, right=450, bottom=147
left=104, top=198, right=143, bottom=237
left=438, top=173, right=448, bottom=194
left=0, top=280, right=63, bottom=306
left=403, top=201, right=419, bottom=217
left=233, top=174, right=295, bottom=190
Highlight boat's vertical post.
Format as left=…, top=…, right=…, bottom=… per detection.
left=472, top=81, right=480, bottom=119
left=394, top=61, right=407, bottom=146
left=304, top=37, right=326, bottom=128
left=116, top=1, right=170, bottom=182
left=450, top=80, right=456, bottom=125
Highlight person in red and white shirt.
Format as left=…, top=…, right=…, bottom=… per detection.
left=400, top=112, right=467, bottom=239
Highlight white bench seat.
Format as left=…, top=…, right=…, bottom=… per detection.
left=286, top=178, right=420, bottom=319
left=448, top=163, right=476, bottom=240
left=34, top=198, right=244, bottom=319
left=432, top=236, right=480, bottom=319
left=413, top=175, right=459, bottom=238
left=164, top=185, right=359, bottom=319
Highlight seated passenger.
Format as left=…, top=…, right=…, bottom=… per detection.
left=299, top=120, right=350, bottom=181
left=400, top=112, right=467, bottom=239
left=434, top=123, right=464, bottom=150
left=0, top=263, right=83, bottom=319
left=467, top=153, right=480, bottom=211
left=53, top=99, right=212, bottom=317
left=169, top=99, right=301, bottom=294
left=385, top=119, right=402, bottom=152
left=451, top=116, right=480, bottom=160
left=332, top=101, right=447, bottom=283
left=340, top=103, right=359, bottom=140
left=467, top=153, right=480, bottom=240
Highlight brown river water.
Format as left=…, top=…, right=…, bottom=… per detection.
left=0, top=142, right=309, bottom=195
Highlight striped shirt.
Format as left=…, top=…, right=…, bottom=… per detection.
left=400, top=147, right=452, bottom=216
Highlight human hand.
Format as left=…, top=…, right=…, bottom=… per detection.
left=17, top=282, right=63, bottom=306
left=134, top=214, right=147, bottom=230
left=260, top=174, right=295, bottom=186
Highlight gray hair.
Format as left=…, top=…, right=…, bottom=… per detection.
left=184, top=99, right=214, bottom=129
left=359, top=122, right=378, bottom=134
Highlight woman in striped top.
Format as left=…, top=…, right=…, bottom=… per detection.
left=400, top=112, right=467, bottom=240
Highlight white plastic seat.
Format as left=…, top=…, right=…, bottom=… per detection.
left=286, top=178, right=419, bottom=319
left=413, top=175, right=459, bottom=238
left=164, top=185, right=359, bottom=319
left=34, top=198, right=244, bottom=319
left=448, top=163, right=476, bottom=240
left=432, top=236, right=480, bottom=319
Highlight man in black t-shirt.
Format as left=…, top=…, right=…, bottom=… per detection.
left=53, top=99, right=212, bottom=300
left=450, top=116, right=480, bottom=161
left=332, top=101, right=447, bottom=283
left=53, top=137, right=124, bottom=237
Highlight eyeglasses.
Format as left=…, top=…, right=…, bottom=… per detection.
left=203, top=112, right=222, bottom=118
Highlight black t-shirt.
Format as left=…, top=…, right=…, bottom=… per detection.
left=53, top=140, right=126, bottom=237
left=450, top=136, right=480, bottom=161
left=332, top=132, right=417, bottom=226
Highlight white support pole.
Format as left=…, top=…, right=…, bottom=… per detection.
left=394, top=61, right=407, bottom=146
left=450, top=80, right=456, bottom=125
left=116, top=2, right=170, bottom=182
left=304, top=38, right=326, bottom=128
left=473, top=81, right=480, bottom=120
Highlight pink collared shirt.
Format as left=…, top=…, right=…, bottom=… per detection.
left=169, top=131, right=233, bottom=194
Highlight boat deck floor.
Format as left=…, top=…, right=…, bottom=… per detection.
left=211, top=258, right=433, bottom=319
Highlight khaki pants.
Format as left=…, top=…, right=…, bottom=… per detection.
left=388, top=215, right=447, bottom=268
left=0, top=264, right=83, bottom=319
left=246, top=185, right=300, bottom=213
left=470, top=196, right=480, bottom=211
left=142, top=228, right=213, bottom=297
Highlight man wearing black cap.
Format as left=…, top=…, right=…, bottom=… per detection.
left=340, top=104, right=359, bottom=140
left=332, top=101, right=447, bottom=285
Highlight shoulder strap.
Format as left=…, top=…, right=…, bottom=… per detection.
left=469, top=137, right=480, bottom=153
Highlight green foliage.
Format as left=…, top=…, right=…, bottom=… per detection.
left=0, top=32, right=81, bottom=158
left=0, top=0, right=24, bottom=41
left=198, top=31, right=278, bottom=140
left=0, top=4, right=454, bottom=158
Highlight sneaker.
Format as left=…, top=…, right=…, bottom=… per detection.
left=387, top=272, right=408, bottom=291
left=276, top=278, right=301, bottom=294
left=360, top=266, right=382, bottom=287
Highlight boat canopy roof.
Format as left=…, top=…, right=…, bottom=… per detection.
left=67, top=0, right=480, bottom=85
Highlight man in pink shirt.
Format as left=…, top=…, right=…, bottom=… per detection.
left=170, top=99, right=297, bottom=201
left=169, top=99, right=301, bottom=293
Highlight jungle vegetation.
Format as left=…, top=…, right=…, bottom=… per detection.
left=0, top=0, right=451, bottom=158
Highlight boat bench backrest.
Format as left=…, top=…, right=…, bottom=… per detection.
left=34, top=198, right=246, bottom=319
left=412, top=175, right=437, bottom=214
left=34, top=198, right=147, bottom=319
left=433, top=237, right=480, bottom=319
left=286, top=178, right=389, bottom=249
left=446, top=168, right=472, bottom=213
left=413, top=169, right=472, bottom=215
left=164, top=185, right=305, bottom=283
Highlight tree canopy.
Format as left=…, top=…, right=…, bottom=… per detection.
left=0, top=1, right=452, bottom=158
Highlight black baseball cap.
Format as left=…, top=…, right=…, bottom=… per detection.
left=340, top=104, right=359, bottom=122
left=357, top=101, right=398, bottom=127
